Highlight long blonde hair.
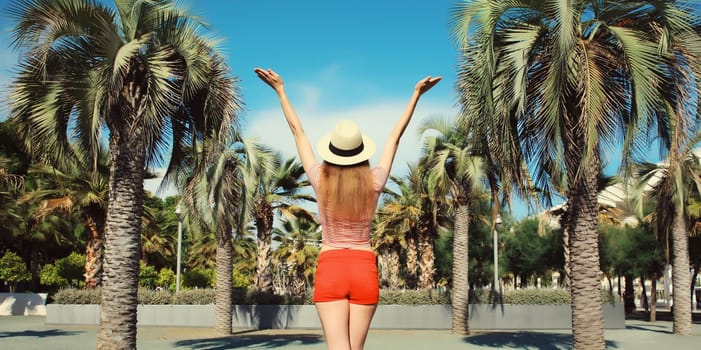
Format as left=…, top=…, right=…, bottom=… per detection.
left=318, top=161, right=374, bottom=220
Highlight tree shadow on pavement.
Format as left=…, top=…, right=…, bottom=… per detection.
left=0, top=329, right=84, bottom=338
left=174, top=333, right=323, bottom=349
left=625, top=324, right=673, bottom=335
left=463, top=332, right=619, bottom=349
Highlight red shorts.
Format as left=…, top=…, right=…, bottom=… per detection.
left=313, top=249, right=379, bottom=305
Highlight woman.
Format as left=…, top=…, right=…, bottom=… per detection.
left=254, top=67, right=440, bottom=350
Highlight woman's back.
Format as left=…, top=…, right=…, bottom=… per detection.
left=307, top=162, right=388, bottom=248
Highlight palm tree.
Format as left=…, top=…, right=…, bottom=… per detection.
left=23, top=155, right=109, bottom=288
left=0, top=120, right=31, bottom=259
left=409, top=164, right=449, bottom=289
left=377, top=167, right=445, bottom=290
left=232, top=231, right=258, bottom=287
left=178, top=137, right=283, bottom=333
left=418, top=116, right=486, bottom=335
left=140, top=201, right=176, bottom=270
left=633, top=141, right=701, bottom=334
left=273, top=213, right=321, bottom=296
left=451, top=1, right=699, bottom=347
left=686, top=192, right=701, bottom=303
left=175, top=136, right=268, bottom=334
left=377, top=174, right=422, bottom=289
left=642, top=20, right=700, bottom=335
left=372, top=212, right=404, bottom=289
left=7, top=1, right=240, bottom=348
left=187, top=230, right=216, bottom=269
left=0, top=157, right=24, bottom=196
left=0, top=120, right=30, bottom=181
left=185, top=157, right=239, bottom=334
left=0, top=157, right=26, bottom=255
left=249, top=155, right=314, bottom=292
left=231, top=139, right=275, bottom=287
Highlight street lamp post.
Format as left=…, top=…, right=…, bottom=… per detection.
left=175, top=204, right=183, bottom=293
left=493, top=215, right=502, bottom=292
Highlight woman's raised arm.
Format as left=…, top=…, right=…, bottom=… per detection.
left=377, top=76, right=441, bottom=172
left=254, top=68, right=317, bottom=172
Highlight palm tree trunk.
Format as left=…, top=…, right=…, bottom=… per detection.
left=671, top=208, right=692, bottom=335
left=389, top=244, right=401, bottom=289
left=640, top=276, right=648, bottom=312
left=215, top=222, right=233, bottom=335
left=97, top=126, right=146, bottom=350
left=451, top=201, right=470, bottom=335
left=418, top=232, right=436, bottom=289
left=405, top=234, right=419, bottom=289
left=624, top=274, right=635, bottom=314
left=565, top=164, right=605, bottom=350
left=691, top=267, right=699, bottom=312
left=84, top=214, right=104, bottom=289
left=29, top=249, right=40, bottom=291
left=292, top=265, right=306, bottom=296
left=563, top=227, right=571, bottom=290
left=254, top=238, right=273, bottom=292
left=378, top=251, right=390, bottom=288
left=650, top=272, right=658, bottom=322
left=254, top=202, right=274, bottom=293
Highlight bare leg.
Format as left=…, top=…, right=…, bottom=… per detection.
left=316, top=300, right=351, bottom=350
left=349, top=303, right=377, bottom=350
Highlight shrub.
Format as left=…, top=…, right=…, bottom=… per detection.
left=468, top=289, right=492, bottom=304
left=503, top=288, right=571, bottom=305
left=40, top=263, right=66, bottom=287
left=238, top=289, right=333, bottom=305
left=52, top=288, right=179, bottom=305
left=0, top=251, right=31, bottom=292
left=183, top=268, right=214, bottom=289
left=138, top=288, right=174, bottom=305
left=139, top=262, right=158, bottom=289
left=173, top=289, right=216, bottom=305
left=247, top=290, right=285, bottom=305
left=52, top=288, right=102, bottom=304
left=601, top=289, right=622, bottom=304
left=233, top=268, right=252, bottom=288
left=157, top=268, right=176, bottom=291
left=232, top=287, right=248, bottom=304
left=55, top=252, right=85, bottom=287
left=379, top=289, right=450, bottom=305
left=39, top=253, right=86, bottom=290
left=50, top=286, right=619, bottom=306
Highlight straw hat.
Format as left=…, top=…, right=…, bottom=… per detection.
left=317, top=119, right=376, bottom=166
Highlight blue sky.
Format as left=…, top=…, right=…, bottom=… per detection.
left=0, top=0, right=463, bottom=205
left=165, top=0, right=464, bottom=211
left=1, top=1, right=697, bottom=219
left=192, top=0, right=460, bottom=175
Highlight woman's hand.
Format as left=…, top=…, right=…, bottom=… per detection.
left=414, top=76, right=442, bottom=96
left=254, top=68, right=284, bottom=93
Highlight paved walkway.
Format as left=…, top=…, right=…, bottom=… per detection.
left=0, top=315, right=700, bottom=349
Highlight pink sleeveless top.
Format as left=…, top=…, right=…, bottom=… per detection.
left=307, top=162, right=389, bottom=248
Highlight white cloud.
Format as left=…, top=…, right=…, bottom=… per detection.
left=144, top=171, right=179, bottom=198
left=149, top=64, right=458, bottom=198
left=298, top=84, right=323, bottom=112
left=243, top=94, right=457, bottom=178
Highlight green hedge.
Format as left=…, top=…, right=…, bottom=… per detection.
left=169, top=289, right=219, bottom=305
left=52, top=287, right=102, bottom=304
left=503, top=288, right=571, bottom=305
left=51, top=288, right=176, bottom=305
left=51, top=287, right=305, bottom=305
left=50, top=287, right=621, bottom=305
left=380, top=288, right=450, bottom=305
